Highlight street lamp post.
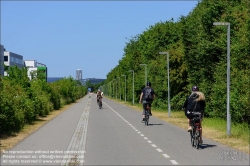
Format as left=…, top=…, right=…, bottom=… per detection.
left=116, top=79, right=117, bottom=99
left=213, top=22, right=231, bottom=136
left=159, top=51, right=171, bottom=117
left=128, top=70, right=134, bottom=105
left=109, top=81, right=111, bottom=97
left=113, top=79, right=115, bottom=98
left=122, top=74, right=126, bottom=102
left=139, top=64, right=147, bottom=87
left=118, top=77, right=121, bottom=100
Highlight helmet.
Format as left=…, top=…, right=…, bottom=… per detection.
left=192, top=85, right=199, bottom=91
left=98, top=89, right=100, bottom=91
left=146, top=82, right=151, bottom=86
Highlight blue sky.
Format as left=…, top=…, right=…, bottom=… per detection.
left=1, top=1, right=198, bottom=79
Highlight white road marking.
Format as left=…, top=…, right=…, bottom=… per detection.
left=162, top=154, right=170, bottom=158
left=156, top=148, right=163, bottom=152
left=151, top=144, right=157, bottom=147
left=61, top=98, right=90, bottom=165
left=170, top=160, right=178, bottom=165
left=104, top=101, right=179, bottom=164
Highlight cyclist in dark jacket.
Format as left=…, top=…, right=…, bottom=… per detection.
left=139, top=82, right=155, bottom=122
left=183, top=85, right=205, bottom=143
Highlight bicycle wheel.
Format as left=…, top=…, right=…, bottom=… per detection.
left=195, top=130, right=200, bottom=149
left=99, top=101, right=102, bottom=109
left=190, top=130, right=194, bottom=147
left=146, top=114, right=149, bottom=126
left=144, top=110, right=148, bottom=126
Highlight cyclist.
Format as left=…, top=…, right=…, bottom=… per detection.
left=96, top=89, right=103, bottom=105
left=139, top=82, right=155, bottom=122
left=183, top=85, right=206, bottom=143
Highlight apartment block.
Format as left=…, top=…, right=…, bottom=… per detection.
left=24, top=60, right=47, bottom=82
left=4, top=51, right=24, bottom=76
left=0, top=45, right=4, bottom=76
left=76, top=69, right=82, bottom=81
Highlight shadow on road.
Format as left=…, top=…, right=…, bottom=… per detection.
left=199, top=144, right=217, bottom=149
left=147, top=123, right=164, bottom=126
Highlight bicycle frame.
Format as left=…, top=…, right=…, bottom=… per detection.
left=98, top=97, right=102, bottom=109
left=189, top=113, right=201, bottom=149
left=144, top=104, right=150, bottom=126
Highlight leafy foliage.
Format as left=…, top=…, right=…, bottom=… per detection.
left=0, top=66, right=87, bottom=135
left=104, top=0, right=250, bottom=123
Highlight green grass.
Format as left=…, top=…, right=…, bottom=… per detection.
left=203, top=117, right=249, bottom=140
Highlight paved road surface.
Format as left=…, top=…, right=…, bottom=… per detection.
left=0, top=94, right=249, bottom=165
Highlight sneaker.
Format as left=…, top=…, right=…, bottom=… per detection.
left=187, top=127, right=192, bottom=132
left=141, top=118, right=145, bottom=123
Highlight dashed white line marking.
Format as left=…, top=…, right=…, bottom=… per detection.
left=156, top=148, right=163, bottom=152
left=105, top=102, right=178, bottom=164
left=151, top=144, right=157, bottom=147
left=162, top=154, right=170, bottom=158
left=170, top=160, right=178, bottom=165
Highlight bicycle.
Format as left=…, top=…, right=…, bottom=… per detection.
left=98, top=97, right=102, bottom=109
left=188, top=111, right=202, bottom=149
left=144, top=104, right=150, bottom=126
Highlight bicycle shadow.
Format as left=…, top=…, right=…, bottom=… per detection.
left=147, top=123, right=164, bottom=126
left=199, top=144, right=217, bottom=149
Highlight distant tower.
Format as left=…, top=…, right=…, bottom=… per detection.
left=76, top=69, right=82, bottom=81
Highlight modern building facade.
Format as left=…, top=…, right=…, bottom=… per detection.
left=76, top=69, right=82, bottom=81
left=4, top=51, right=24, bottom=76
left=24, top=60, right=47, bottom=82
left=0, top=45, right=4, bottom=76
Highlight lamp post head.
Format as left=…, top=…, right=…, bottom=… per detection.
left=128, top=70, right=134, bottom=72
left=140, top=64, right=146, bottom=66
left=159, top=52, right=169, bottom=55
left=213, top=22, right=230, bottom=26
left=122, top=74, right=126, bottom=76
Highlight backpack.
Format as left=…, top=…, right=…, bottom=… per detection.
left=187, top=94, right=198, bottom=111
left=144, top=88, right=153, bottom=100
left=185, top=95, right=197, bottom=119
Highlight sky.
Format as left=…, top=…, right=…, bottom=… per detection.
left=1, top=1, right=199, bottom=79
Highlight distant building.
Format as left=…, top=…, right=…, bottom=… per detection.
left=0, top=45, right=4, bottom=76
left=76, top=69, right=82, bottom=81
left=24, top=60, right=47, bottom=82
left=4, top=51, right=24, bottom=76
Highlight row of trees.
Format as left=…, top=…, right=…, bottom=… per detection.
left=102, top=0, right=250, bottom=123
left=0, top=66, right=87, bottom=135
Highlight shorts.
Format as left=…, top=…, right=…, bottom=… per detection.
left=186, top=110, right=204, bottom=121
left=142, top=100, right=152, bottom=115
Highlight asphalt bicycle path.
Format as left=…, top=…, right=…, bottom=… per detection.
left=0, top=94, right=249, bottom=165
